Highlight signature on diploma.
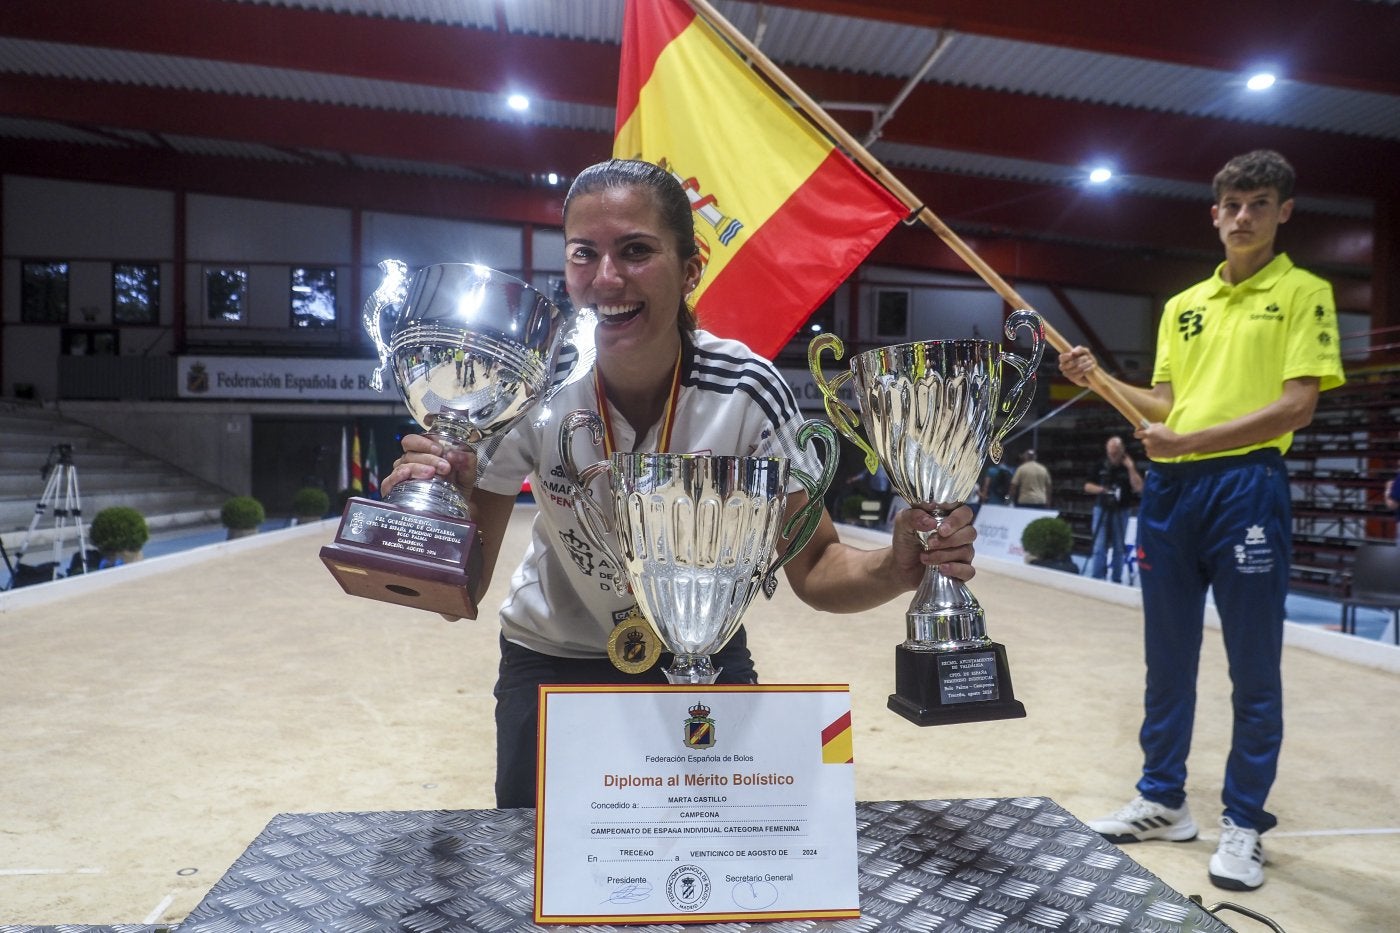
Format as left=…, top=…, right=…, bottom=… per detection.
left=605, top=882, right=653, bottom=904
left=731, top=879, right=780, bottom=910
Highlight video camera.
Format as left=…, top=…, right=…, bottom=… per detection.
left=42, top=443, right=74, bottom=480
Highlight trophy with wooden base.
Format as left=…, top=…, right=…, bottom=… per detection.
left=320, top=260, right=594, bottom=617
left=559, top=410, right=836, bottom=684
left=809, top=311, right=1044, bottom=725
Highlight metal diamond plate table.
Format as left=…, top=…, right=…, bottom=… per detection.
left=176, top=797, right=1233, bottom=932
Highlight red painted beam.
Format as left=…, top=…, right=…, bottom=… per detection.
left=0, top=139, right=569, bottom=228
left=0, top=74, right=612, bottom=177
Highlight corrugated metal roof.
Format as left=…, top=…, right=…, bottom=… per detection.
left=204, top=0, right=1398, bottom=142
left=0, top=37, right=613, bottom=132
left=0, top=116, right=126, bottom=146
left=164, top=133, right=315, bottom=163
left=234, top=0, right=498, bottom=29
left=727, top=6, right=1400, bottom=140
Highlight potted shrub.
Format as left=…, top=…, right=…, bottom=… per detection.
left=221, top=495, right=266, bottom=539
left=89, top=505, right=149, bottom=566
left=1021, top=515, right=1078, bottom=573
left=290, top=486, right=330, bottom=524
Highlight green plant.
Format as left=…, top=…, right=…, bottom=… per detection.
left=1021, top=516, right=1074, bottom=561
left=89, top=506, right=149, bottom=554
left=220, top=495, right=266, bottom=531
left=290, top=486, right=330, bottom=518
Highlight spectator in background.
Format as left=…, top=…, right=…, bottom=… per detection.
left=1084, top=436, right=1144, bottom=583
left=980, top=460, right=1014, bottom=508
left=1009, top=448, right=1052, bottom=508
left=1386, top=471, right=1400, bottom=543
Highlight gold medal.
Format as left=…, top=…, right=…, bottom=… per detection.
left=607, top=610, right=661, bottom=674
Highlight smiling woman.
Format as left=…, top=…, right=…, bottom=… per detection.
left=380, top=158, right=978, bottom=810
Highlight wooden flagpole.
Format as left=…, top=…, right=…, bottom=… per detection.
left=684, top=0, right=1150, bottom=429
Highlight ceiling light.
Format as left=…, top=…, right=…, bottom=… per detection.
left=1246, top=72, right=1276, bottom=91
left=1088, top=167, right=1113, bottom=184
left=547, top=172, right=559, bottom=186
left=507, top=93, right=530, bottom=111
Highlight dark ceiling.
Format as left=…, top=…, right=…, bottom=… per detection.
left=1, top=0, right=1396, bottom=322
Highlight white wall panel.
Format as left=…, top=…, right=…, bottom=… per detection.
left=186, top=195, right=351, bottom=262
left=4, top=175, right=173, bottom=257
left=362, top=212, right=521, bottom=271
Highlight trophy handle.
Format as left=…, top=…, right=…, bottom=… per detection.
left=542, top=308, right=600, bottom=401
left=762, top=420, right=839, bottom=599
left=558, top=409, right=629, bottom=590
left=807, top=333, right=879, bottom=473
left=989, top=309, right=1046, bottom=463
left=363, top=259, right=410, bottom=393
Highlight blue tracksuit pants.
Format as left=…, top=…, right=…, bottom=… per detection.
left=1135, top=449, right=1289, bottom=833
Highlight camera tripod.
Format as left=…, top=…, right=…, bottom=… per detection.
left=2, top=444, right=89, bottom=588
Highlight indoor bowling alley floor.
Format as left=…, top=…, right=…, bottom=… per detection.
left=2, top=510, right=1397, bottom=930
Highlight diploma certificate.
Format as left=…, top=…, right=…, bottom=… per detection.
left=534, top=684, right=859, bottom=924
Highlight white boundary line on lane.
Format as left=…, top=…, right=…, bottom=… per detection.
left=0, top=520, right=331, bottom=616
left=1267, top=827, right=1400, bottom=838
left=145, top=892, right=176, bottom=924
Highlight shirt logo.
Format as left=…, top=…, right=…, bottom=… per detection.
left=1177, top=308, right=1204, bottom=340
left=1244, top=524, right=1266, bottom=545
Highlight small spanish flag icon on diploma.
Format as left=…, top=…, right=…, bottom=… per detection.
left=821, top=709, right=854, bottom=764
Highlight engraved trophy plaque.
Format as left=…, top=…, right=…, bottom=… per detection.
left=559, top=411, right=837, bottom=683
left=810, top=310, right=1044, bottom=724
left=320, top=261, right=594, bottom=617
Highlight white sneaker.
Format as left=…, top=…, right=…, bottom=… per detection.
left=1087, top=795, right=1198, bottom=844
left=1209, top=816, right=1266, bottom=891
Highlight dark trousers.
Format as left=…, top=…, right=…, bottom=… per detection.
left=1136, top=450, right=1289, bottom=832
left=492, top=629, right=758, bottom=808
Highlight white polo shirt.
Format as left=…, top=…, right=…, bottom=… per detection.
left=475, top=330, right=821, bottom=658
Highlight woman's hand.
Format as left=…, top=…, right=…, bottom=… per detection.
left=380, top=433, right=478, bottom=498
left=890, top=504, right=977, bottom=585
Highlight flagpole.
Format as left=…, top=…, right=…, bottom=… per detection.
left=683, top=0, right=1149, bottom=430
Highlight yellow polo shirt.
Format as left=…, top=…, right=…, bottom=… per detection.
left=1151, top=253, right=1345, bottom=463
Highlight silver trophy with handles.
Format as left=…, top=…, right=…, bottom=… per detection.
left=320, top=260, right=594, bottom=618
left=559, top=411, right=837, bottom=684
left=809, top=310, right=1044, bottom=724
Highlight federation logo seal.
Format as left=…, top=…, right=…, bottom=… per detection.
left=683, top=702, right=716, bottom=749
left=665, top=864, right=711, bottom=912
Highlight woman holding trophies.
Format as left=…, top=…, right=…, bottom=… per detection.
left=382, top=158, right=977, bottom=808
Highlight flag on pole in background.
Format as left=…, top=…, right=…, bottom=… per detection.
left=364, top=430, right=381, bottom=498
left=337, top=425, right=350, bottom=492
left=350, top=426, right=364, bottom=494
left=614, top=0, right=905, bottom=359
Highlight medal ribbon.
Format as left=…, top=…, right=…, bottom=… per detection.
left=592, top=350, right=683, bottom=457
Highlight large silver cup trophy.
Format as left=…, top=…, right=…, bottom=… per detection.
left=809, top=310, right=1044, bottom=725
left=320, top=260, right=594, bottom=618
left=559, top=411, right=837, bottom=684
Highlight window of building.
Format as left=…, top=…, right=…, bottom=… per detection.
left=113, top=263, right=160, bottom=325
left=290, top=266, right=337, bottom=328
left=63, top=327, right=120, bottom=356
left=21, top=260, right=69, bottom=323
left=874, top=288, right=910, bottom=339
left=205, top=266, right=248, bottom=323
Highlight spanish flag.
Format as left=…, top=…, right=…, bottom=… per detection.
left=349, top=425, right=364, bottom=494
left=615, top=0, right=905, bottom=359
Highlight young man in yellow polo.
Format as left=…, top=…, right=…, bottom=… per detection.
left=1058, top=150, right=1345, bottom=891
